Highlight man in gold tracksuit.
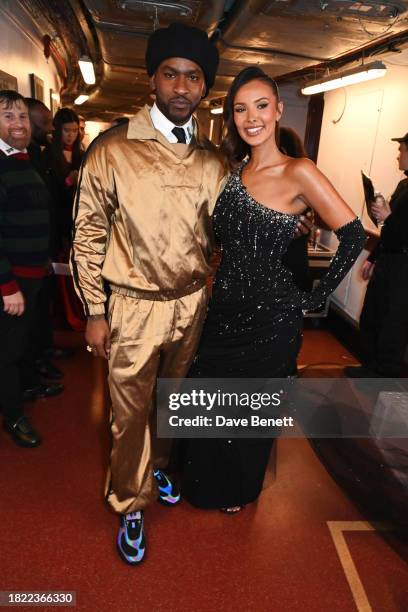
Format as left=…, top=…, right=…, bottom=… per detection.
left=71, top=23, right=224, bottom=564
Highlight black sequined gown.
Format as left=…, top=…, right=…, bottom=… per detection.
left=181, top=167, right=304, bottom=509
left=181, top=164, right=366, bottom=509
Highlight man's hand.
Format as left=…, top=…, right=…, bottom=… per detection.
left=371, top=195, right=391, bottom=223
left=361, top=260, right=374, bottom=281
left=85, top=316, right=111, bottom=359
left=3, top=291, right=25, bottom=316
left=294, top=211, right=313, bottom=238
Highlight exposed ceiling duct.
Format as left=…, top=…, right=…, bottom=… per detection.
left=15, top=0, right=408, bottom=119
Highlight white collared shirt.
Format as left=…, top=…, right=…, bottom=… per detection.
left=149, top=103, right=193, bottom=144
left=0, top=137, right=27, bottom=156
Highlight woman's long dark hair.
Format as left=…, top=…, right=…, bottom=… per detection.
left=221, top=67, right=281, bottom=169
left=278, top=126, right=308, bottom=158
left=48, top=107, right=82, bottom=175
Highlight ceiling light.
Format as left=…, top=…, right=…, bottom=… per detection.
left=78, top=56, right=96, bottom=85
left=301, top=61, right=387, bottom=95
left=210, top=106, right=223, bottom=115
left=74, top=94, right=89, bottom=105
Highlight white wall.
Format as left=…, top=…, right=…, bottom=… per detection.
left=0, top=2, right=60, bottom=107
left=316, top=50, right=408, bottom=322
left=83, top=120, right=111, bottom=148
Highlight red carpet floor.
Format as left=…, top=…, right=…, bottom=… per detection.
left=1, top=327, right=407, bottom=611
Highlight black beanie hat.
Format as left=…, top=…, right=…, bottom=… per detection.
left=145, top=22, right=219, bottom=97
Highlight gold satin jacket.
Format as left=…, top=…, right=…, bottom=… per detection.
left=71, top=106, right=226, bottom=316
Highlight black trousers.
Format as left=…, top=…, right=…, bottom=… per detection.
left=30, top=275, right=55, bottom=359
left=359, top=253, right=408, bottom=376
left=0, top=278, right=42, bottom=422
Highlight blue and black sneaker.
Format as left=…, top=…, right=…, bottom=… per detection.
left=117, top=510, right=145, bottom=565
left=153, top=469, right=181, bottom=506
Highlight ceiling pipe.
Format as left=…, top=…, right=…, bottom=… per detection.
left=218, top=38, right=328, bottom=63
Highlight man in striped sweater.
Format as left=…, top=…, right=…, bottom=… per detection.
left=0, top=90, right=50, bottom=447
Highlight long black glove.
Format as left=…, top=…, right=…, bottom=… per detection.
left=300, top=218, right=366, bottom=311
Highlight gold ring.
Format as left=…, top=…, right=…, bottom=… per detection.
left=86, top=345, right=93, bottom=353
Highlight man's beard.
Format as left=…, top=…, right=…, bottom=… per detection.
left=156, top=96, right=196, bottom=125
left=6, top=130, right=30, bottom=150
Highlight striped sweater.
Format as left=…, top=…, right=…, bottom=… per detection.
left=0, top=152, right=49, bottom=296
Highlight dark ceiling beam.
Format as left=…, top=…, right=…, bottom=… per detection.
left=219, top=0, right=268, bottom=42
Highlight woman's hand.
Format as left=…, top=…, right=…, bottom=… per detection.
left=3, top=291, right=25, bottom=316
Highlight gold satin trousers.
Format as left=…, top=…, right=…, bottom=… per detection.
left=105, top=285, right=207, bottom=514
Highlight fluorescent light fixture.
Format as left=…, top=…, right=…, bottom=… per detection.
left=74, top=94, right=89, bottom=105
left=209, top=119, right=214, bottom=141
left=301, top=61, right=387, bottom=95
left=210, top=106, right=223, bottom=115
left=78, top=55, right=96, bottom=85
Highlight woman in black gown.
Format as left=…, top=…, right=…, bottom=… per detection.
left=181, top=67, right=366, bottom=512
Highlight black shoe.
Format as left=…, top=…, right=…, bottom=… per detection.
left=4, top=416, right=41, bottom=448
left=117, top=511, right=146, bottom=565
left=344, top=365, right=382, bottom=378
left=35, top=359, right=64, bottom=380
left=43, top=346, right=73, bottom=360
left=23, top=382, right=64, bottom=402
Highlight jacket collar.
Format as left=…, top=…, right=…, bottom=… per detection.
left=127, top=105, right=207, bottom=151
left=0, top=137, right=27, bottom=156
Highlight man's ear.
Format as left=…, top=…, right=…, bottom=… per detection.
left=149, top=74, right=156, bottom=93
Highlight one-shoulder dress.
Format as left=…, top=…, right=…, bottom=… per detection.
left=181, top=164, right=366, bottom=509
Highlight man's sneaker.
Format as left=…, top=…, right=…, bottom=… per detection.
left=154, top=470, right=181, bottom=506
left=117, top=511, right=145, bottom=565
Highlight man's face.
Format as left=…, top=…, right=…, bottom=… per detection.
left=150, top=57, right=206, bottom=125
left=0, top=99, right=31, bottom=150
left=30, top=105, right=54, bottom=146
left=398, top=142, right=408, bottom=171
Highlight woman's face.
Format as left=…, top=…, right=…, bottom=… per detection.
left=61, top=121, right=79, bottom=146
left=233, top=79, right=283, bottom=149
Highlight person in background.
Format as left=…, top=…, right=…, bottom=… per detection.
left=25, top=98, right=54, bottom=173
left=0, top=90, right=50, bottom=447
left=25, top=98, right=67, bottom=386
left=77, top=114, right=87, bottom=150
left=43, top=108, right=83, bottom=257
left=345, top=132, right=408, bottom=378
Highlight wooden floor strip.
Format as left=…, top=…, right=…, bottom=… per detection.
left=327, top=521, right=390, bottom=612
